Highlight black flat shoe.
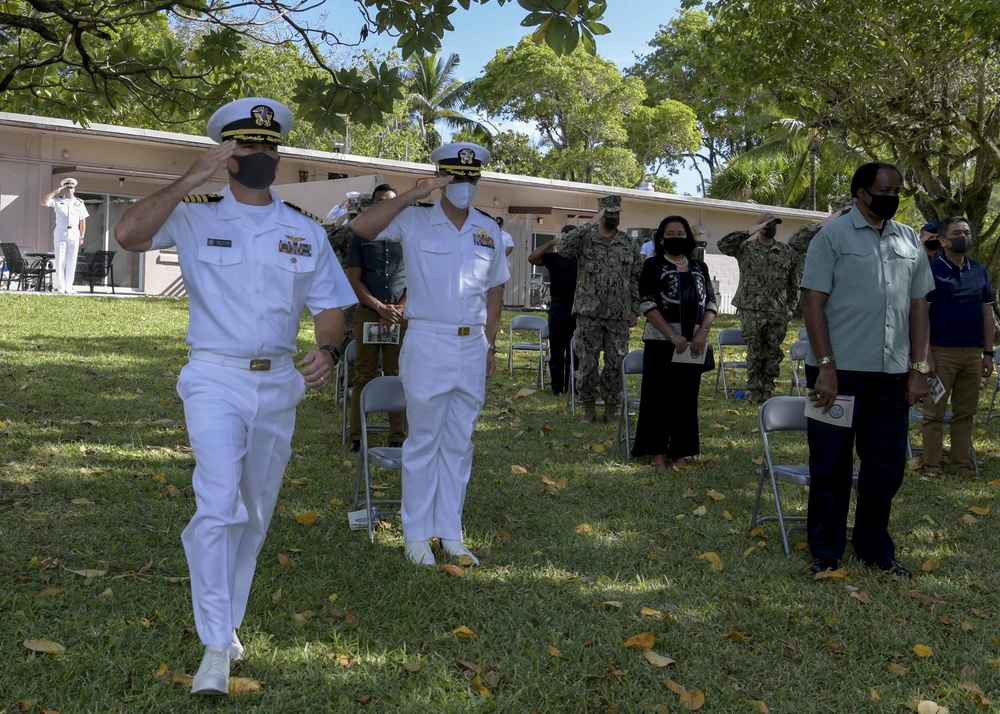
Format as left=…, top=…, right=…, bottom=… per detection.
left=387, top=441, right=403, bottom=448
left=861, top=558, right=911, bottom=578
left=350, top=440, right=361, bottom=453
left=810, top=557, right=839, bottom=575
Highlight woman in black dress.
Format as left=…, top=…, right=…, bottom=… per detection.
left=631, top=215, right=718, bottom=467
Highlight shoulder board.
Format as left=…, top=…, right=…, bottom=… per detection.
left=411, top=201, right=434, bottom=208
left=182, top=193, right=223, bottom=203
left=282, top=200, right=323, bottom=224
left=474, top=207, right=495, bottom=220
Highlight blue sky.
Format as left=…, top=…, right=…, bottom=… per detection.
left=324, top=1, right=698, bottom=193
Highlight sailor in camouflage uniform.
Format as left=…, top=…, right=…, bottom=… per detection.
left=788, top=196, right=856, bottom=272
left=325, top=192, right=365, bottom=344
left=718, top=210, right=801, bottom=403
left=557, top=195, right=642, bottom=423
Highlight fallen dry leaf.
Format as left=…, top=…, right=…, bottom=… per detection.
left=969, top=504, right=991, bottom=516
left=921, top=556, right=940, bottom=572
left=623, top=632, right=655, bottom=650
left=439, top=564, right=465, bottom=578
left=23, top=639, right=66, bottom=654
left=640, top=607, right=664, bottom=617
left=402, top=661, right=425, bottom=673
left=471, top=674, right=491, bottom=696
left=813, top=567, right=852, bottom=581
left=692, top=505, right=707, bottom=517
left=913, top=643, right=933, bottom=657
left=65, top=568, right=105, bottom=578
left=643, top=649, right=676, bottom=667
left=277, top=553, right=295, bottom=567
left=458, top=554, right=476, bottom=567
left=961, top=620, right=974, bottom=632
left=706, top=489, right=725, bottom=501
left=511, top=464, right=528, bottom=474
left=547, top=645, right=565, bottom=658
left=514, top=388, right=536, bottom=399
left=294, top=510, right=318, bottom=525
left=70, top=497, right=93, bottom=505
left=912, top=701, right=949, bottom=714
left=453, top=626, right=478, bottom=640
left=229, top=677, right=262, bottom=695
left=696, top=551, right=723, bottom=572
left=961, top=514, right=979, bottom=525
left=593, top=600, right=624, bottom=609
left=722, top=629, right=751, bottom=642
left=455, top=656, right=480, bottom=673
left=591, top=443, right=605, bottom=453
left=850, top=590, right=874, bottom=605
left=888, top=663, right=909, bottom=675
left=575, top=522, right=594, bottom=534
left=722, top=509, right=734, bottom=521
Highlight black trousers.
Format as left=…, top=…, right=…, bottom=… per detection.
left=547, top=303, right=575, bottom=394
left=631, top=340, right=702, bottom=459
left=805, top=366, right=908, bottom=562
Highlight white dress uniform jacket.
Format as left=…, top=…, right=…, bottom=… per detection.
left=46, top=195, right=89, bottom=292
left=378, top=202, right=510, bottom=542
left=151, top=186, right=355, bottom=649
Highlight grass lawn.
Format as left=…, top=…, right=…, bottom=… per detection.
left=1, top=292, right=999, bottom=713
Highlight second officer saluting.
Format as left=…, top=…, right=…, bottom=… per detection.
left=351, top=142, right=509, bottom=567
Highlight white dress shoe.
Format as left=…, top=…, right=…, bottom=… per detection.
left=441, top=539, right=480, bottom=566
left=191, top=647, right=230, bottom=695
left=404, top=541, right=436, bottom=566
left=230, top=629, right=244, bottom=662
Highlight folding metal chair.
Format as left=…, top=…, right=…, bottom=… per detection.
left=352, top=376, right=406, bottom=542
left=750, top=396, right=859, bottom=555
left=540, top=322, right=551, bottom=389
left=987, top=352, right=1000, bottom=421
left=797, top=326, right=809, bottom=342
left=508, top=314, right=548, bottom=387
left=567, top=333, right=599, bottom=414
left=788, top=341, right=808, bottom=396
left=341, top=340, right=356, bottom=444
left=907, top=408, right=979, bottom=474
left=617, top=349, right=644, bottom=457
left=714, top=328, right=747, bottom=398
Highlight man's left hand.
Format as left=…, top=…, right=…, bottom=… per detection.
left=301, top=348, right=335, bottom=390
left=486, top=351, right=496, bottom=378
left=906, top=369, right=928, bottom=405
left=983, top=355, right=995, bottom=379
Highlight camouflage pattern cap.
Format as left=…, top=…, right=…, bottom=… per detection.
left=598, top=195, right=621, bottom=212
left=358, top=194, right=375, bottom=211
left=830, top=195, right=855, bottom=214
left=755, top=210, right=782, bottom=225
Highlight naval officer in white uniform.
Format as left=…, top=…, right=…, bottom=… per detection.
left=40, top=177, right=89, bottom=293
left=114, top=97, right=356, bottom=696
left=352, top=142, right=509, bottom=567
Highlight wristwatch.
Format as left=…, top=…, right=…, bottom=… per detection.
left=816, top=355, right=835, bottom=367
left=909, top=361, right=930, bottom=374
left=320, top=344, right=341, bottom=365
left=488, top=343, right=498, bottom=354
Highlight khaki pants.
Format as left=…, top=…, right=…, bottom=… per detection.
left=349, top=304, right=407, bottom=443
left=922, top=345, right=982, bottom=471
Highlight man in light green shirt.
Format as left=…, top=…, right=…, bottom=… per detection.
left=800, top=161, right=933, bottom=580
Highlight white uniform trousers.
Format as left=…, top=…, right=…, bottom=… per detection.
left=176, top=359, right=305, bottom=648
left=398, top=328, right=487, bottom=541
left=53, top=228, right=81, bottom=293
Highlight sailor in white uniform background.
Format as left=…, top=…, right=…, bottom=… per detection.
left=39, top=177, right=88, bottom=293
left=114, top=97, right=356, bottom=696
left=352, top=142, right=509, bottom=567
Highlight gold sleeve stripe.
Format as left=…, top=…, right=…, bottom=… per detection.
left=182, top=193, right=223, bottom=203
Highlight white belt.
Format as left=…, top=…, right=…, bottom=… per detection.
left=188, top=349, right=293, bottom=371
left=407, top=320, right=484, bottom=337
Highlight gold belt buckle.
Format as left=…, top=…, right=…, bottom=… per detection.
left=457, top=326, right=471, bottom=336
left=249, top=358, right=271, bottom=371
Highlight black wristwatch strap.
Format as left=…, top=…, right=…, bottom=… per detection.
left=320, top=344, right=341, bottom=364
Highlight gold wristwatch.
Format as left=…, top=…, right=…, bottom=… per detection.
left=909, top=361, right=930, bottom=374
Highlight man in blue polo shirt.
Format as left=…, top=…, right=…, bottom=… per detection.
left=923, top=216, right=995, bottom=478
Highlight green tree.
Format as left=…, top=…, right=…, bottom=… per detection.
left=452, top=127, right=545, bottom=176
left=470, top=38, right=697, bottom=187
left=0, top=0, right=614, bottom=131
left=405, top=50, right=489, bottom=152
left=628, top=9, right=768, bottom=194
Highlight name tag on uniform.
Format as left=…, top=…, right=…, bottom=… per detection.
left=473, top=230, right=494, bottom=249
left=279, top=236, right=312, bottom=256
left=207, top=239, right=232, bottom=247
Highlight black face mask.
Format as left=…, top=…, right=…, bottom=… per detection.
left=662, top=238, right=687, bottom=256
left=864, top=190, right=899, bottom=221
left=602, top=216, right=620, bottom=230
left=229, top=152, right=279, bottom=190
left=761, top=226, right=777, bottom=240
left=924, top=239, right=941, bottom=251
left=947, top=235, right=971, bottom=254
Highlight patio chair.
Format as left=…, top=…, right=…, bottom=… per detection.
left=750, top=396, right=859, bottom=555
left=74, top=250, right=116, bottom=294
left=714, top=328, right=747, bottom=398
left=352, top=376, right=406, bottom=542
left=508, top=314, right=548, bottom=388
left=617, top=349, right=644, bottom=457
left=0, top=243, right=47, bottom=291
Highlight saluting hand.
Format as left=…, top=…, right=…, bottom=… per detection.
left=411, top=175, right=453, bottom=201
left=183, top=140, right=236, bottom=188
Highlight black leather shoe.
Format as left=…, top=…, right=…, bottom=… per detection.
left=387, top=441, right=403, bottom=448
left=861, top=558, right=912, bottom=578
left=350, top=440, right=361, bottom=453
left=810, top=557, right=839, bottom=575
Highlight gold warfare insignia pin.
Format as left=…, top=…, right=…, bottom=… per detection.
left=458, top=148, right=475, bottom=165
left=252, top=105, right=274, bottom=127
